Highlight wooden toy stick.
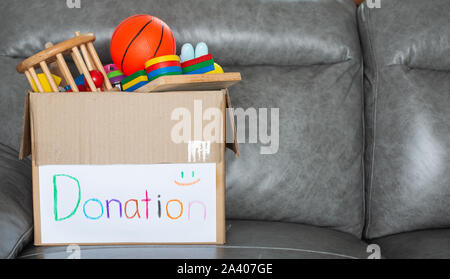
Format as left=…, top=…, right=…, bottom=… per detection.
left=87, top=40, right=113, bottom=90
left=75, top=31, right=95, bottom=71
left=71, top=52, right=83, bottom=74
left=80, top=45, right=95, bottom=71
left=72, top=46, right=97, bottom=91
left=88, top=50, right=98, bottom=70
left=49, top=58, right=66, bottom=87
left=24, top=70, right=35, bottom=91
left=42, top=43, right=62, bottom=81
left=57, top=54, right=78, bottom=92
left=40, top=61, right=59, bottom=92
left=45, top=42, right=78, bottom=92
left=28, top=67, right=44, bottom=93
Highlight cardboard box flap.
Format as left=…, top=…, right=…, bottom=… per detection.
left=19, top=92, right=31, bottom=160
left=225, top=90, right=240, bottom=158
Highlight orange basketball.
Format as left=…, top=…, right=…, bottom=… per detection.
left=110, top=14, right=176, bottom=76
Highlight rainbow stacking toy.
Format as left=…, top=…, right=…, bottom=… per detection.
left=120, top=70, right=148, bottom=92
left=104, top=64, right=126, bottom=89
left=145, top=55, right=182, bottom=82
left=181, top=54, right=215, bottom=75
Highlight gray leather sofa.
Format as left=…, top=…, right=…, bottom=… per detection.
left=0, top=0, right=449, bottom=259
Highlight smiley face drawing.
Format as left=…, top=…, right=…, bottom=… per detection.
left=174, top=170, right=201, bottom=186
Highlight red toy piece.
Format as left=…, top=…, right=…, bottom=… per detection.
left=180, top=54, right=213, bottom=68
left=85, top=70, right=104, bottom=88
left=66, top=83, right=87, bottom=92
left=77, top=84, right=88, bottom=91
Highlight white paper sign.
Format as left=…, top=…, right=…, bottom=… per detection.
left=38, top=163, right=216, bottom=244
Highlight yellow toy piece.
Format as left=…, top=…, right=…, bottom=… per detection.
left=31, top=73, right=62, bottom=92
left=145, top=55, right=180, bottom=68
left=122, top=75, right=148, bottom=91
left=206, top=63, right=224, bottom=74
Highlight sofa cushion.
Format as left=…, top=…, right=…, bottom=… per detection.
left=18, top=220, right=369, bottom=259
left=373, top=229, right=450, bottom=259
left=0, top=0, right=359, bottom=67
left=225, top=63, right=364, bottom=237
left=358, top=0, right=450, bottom=71
left=0, top=143, right=33, bottom=258
left=359, top=0, right=450, bottom=238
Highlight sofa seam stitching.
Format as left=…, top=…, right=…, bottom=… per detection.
left=359, top=58, right=366, bottom=239
left=361, top=4, right=378, bottom=239
left=368, top=6, right=379, bottom=240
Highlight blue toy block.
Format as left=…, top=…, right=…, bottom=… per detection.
left=75, top=74, right=85, bottom=86
left=147, top=66, right=182, bottom=79
left=124, top=81, right=148, bottom=92
left=184, top=64, right=215, bottom=75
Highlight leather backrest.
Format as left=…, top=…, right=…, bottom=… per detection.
left=359, top=0, right=450, bottom=239
left=0, top=0, right=358, bottom=66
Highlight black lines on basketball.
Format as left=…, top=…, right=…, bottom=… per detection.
left=121, top=18, right=154, bottom=71
left=153, top=24, right=165, bottom=57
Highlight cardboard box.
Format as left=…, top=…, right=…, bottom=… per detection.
left=19, top=90, right=238, bottom=246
